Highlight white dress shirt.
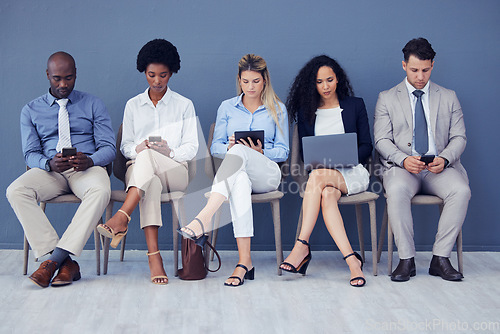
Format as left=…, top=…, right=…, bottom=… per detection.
left=120, top=87, right=198, bottom=162
left=405, top=79, right=437, bottom=156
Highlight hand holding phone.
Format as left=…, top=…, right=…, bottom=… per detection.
left=420, top=155, right=435, bottom=165
left=62, top=147, right=77, bottom=157
left=148, top=136, right=162, bottom=143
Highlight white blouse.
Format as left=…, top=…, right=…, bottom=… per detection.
left=120, top=87, right=198, bottom=162
left=314, top=106, right=344, bottom=136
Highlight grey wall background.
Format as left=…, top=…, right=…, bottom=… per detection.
left=1, top=0, right=499, bottom=252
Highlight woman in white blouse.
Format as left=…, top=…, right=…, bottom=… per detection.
left=280, top=55, right=372, bottom=287
left=97, top=39, right=198, bottom=285
left=179, top=54, right=289, bottom=287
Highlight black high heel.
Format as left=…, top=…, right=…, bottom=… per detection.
left=177, top=218, right=208, bottom=247
left=343, top=252, right=366, bottom=287
left=224, top=264, right=254, bottom=287
left=280, top=239, right=312, bottom=275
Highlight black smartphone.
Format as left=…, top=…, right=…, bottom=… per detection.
left=148, top=136, right=162, bottom=143
left=420, top=155, right=435, bottom=165
left=62, top=147, right=77, bottom=157
left=234, top=130, right=264, bottom=146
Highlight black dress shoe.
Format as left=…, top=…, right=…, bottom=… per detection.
left=391, top=258, right=416, bottom=282
left=429, top=255, right=463, bottom=281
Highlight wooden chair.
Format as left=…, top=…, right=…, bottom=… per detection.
left=23, top=195, right=103, bottom=275
left=23, top=163, right=112, bottom=276
left=377, top=194, right=464, bottom=275
left=102, top=125, right=196, bottom=276
left=205, top=123, right=285, bottom=275
left=289, top=125, right=380, bottom=275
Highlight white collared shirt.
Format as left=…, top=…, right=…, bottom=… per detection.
left=405, top=79, right=437, bottom=156
left=120, top=87, right=198, bottom=162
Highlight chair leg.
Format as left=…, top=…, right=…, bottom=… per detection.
left=102, top=236, right=110, bottom=275
left=355, top=204, right=365, bottom=262
left=94, top=223, right=101, bottom=276
left=295, top=204, right=303, bottom=240
left=457, top=229, right=464, bottom=274
left=102, top=201, right=114, bottom=275
left=270, top=200, right=283, bottom=276
left=120, top=236, right=126, bottom=262
left=377, top=204, right=388, bottom=263
left=210, top=209, right=222, bottom=261
left=171, top=198, right=184, bottom=277
left=23, top=234, right=29, bottom=275
left=368, top=200, right=378, bottom=276
left=387, top=218, right=393, bottom=276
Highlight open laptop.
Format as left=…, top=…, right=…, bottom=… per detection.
left=302, top=133, right=358, bottom=171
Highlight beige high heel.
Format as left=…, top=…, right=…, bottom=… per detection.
left=147, top=250, right=168, bottom=285
left=96, top=209, right=131, bottom=248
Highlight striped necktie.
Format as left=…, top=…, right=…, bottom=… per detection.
left=55, top=98, right=71, bottom=152
left=413, top=90, right=428, bottom=155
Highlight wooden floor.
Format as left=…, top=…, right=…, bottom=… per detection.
left=1, top=250, right=499, bottom=334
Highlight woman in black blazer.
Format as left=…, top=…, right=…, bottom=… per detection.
left=281, top=55, right=372, bottom=287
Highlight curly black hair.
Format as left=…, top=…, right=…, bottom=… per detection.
left=402, top=37, right=436, bottom=62
left=286, top=55, right=353, bottom=124
left=136, top=39, right=181, bottom=73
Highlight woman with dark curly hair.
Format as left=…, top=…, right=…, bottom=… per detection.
left=179, top=54, right=289, bottom=287
left=97, top=39, right=198, bottom=285
left=280, top=55, right=372, bottom=287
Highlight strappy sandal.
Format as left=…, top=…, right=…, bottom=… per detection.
left=97, top=209, right=131, bottom=248
left=147, top=251, right=168, bottom=285
left=177, top=217, right=208, bottom=247
left=224, top=264, right=255, bottom=287
left=280, top=239, right=312, bottom=275
left=343, top=252, right=366, bottom=287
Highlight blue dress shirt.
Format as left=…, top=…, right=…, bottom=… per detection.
left=211, top=95, right=289, bottom=163
left=20, top=90, right=116, bottom=169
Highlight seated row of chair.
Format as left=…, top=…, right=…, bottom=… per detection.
left=23, top=123, right=463, bottom=277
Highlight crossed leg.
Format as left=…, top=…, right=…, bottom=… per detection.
left=280, top=169, right=364, bottom=285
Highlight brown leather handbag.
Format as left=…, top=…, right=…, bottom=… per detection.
left=178, top=237, right=221, bottom=280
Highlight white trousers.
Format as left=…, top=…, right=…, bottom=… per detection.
left=6, top=166, right=110, bottom=258
left=211, top=145, right=281, bottom=238
left=126, top=149, right=188, bottom=228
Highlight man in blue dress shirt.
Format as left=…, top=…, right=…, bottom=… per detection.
left=6, top=52, right=115, bottom=288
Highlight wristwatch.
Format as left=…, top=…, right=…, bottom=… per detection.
left=169, top=149, right=175, bottom=159
left=44, top=159, right=51, bottom=172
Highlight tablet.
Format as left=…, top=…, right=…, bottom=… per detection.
left=234, top=130, right=264, bottom=146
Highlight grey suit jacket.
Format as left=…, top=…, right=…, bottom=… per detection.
left=374, top=80, right=468, bottom=181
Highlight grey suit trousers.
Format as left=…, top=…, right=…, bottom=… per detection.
left=383, top=166, right=470, bottom=259
left=6, top=166, right=111, bottom=258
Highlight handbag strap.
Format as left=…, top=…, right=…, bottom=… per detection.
left=204, top=240, right=221, bottom=272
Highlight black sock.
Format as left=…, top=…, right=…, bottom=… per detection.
left=49, top=247, right=70, bottom=269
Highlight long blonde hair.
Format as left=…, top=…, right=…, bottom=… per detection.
left=236, top=54, right=283, bottom=133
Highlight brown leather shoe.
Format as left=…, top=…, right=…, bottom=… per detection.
left=29, top=260, right=58, bottom=288
left=51, top=257, right=81, bottom=286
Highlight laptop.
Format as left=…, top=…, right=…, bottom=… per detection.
left=302, top=133, right=358, bottom=171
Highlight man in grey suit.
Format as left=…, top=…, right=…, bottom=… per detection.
left=374, top=38, right=470, bottom=282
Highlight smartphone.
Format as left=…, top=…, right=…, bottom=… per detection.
left=148, top=136, right=162, bottom=143
left=62, top=147, right=77, bottom=157
left=420, top=155, right=435, bottom=165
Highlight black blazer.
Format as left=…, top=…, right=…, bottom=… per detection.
left=297, top=96, right=373, bottom=165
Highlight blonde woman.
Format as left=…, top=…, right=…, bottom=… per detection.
left=179, top=54, right=289, bottom=286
